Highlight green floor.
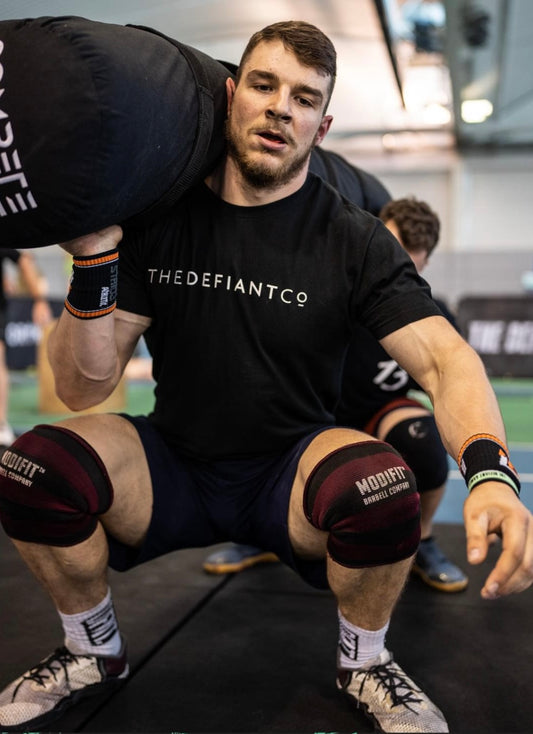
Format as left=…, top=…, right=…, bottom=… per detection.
left=8, top=373, right=156, bottom=434
left=487, top=378, right=533, bottom=443
left=7, top=373, right=533, bottom=444
left=410, top=378, right=533, bottom=445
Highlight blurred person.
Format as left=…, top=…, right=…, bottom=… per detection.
left=0, top=249, right=53, bottom=446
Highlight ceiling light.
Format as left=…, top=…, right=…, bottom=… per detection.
left=422, top=103, right=451, bottom=125
left=461, top=99, right=493, bottom=123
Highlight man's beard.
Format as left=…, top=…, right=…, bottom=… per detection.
left=225, top=119, right=312, bottom=189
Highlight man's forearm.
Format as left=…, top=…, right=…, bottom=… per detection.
left=48, top=226, right=124, bottom=409
left=428, top=341, right=506, bottom=463
left=48, top=309, right=122, bottom=410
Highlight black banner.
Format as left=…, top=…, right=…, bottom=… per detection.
left=5, top=297, right=63, bottom=370
left=457, top=296, right=533, bottom=377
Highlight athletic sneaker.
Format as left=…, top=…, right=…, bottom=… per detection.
left=0, top=422, right=15, bottom=447
left=0, top=640, right=129, bottom=731
left=337, top=649, right=449, bottom=733
left=412, top=536, right=468, bottom=592
left=202, top=543, right=279, bottom=574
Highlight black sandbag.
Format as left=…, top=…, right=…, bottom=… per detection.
left=0, top=15, right=388, bottom=249
left=0, top=16, right=229, bottom=248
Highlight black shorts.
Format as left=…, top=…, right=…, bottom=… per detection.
left=107, top=415, right=330, bottom=589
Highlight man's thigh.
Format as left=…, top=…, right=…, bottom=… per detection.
left=54, top=413, right=152, bottom=546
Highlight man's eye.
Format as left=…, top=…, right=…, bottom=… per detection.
left=298, top=97, right=313, bottom=107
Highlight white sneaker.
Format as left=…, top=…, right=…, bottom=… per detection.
left=0, top=640, right=129, bottom=731
left=0, top=423, right=15, bottom=446
left=337, top=648, right=449, bottom=733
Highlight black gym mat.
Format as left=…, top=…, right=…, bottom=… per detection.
left=0, top=524, right=531, bottom=733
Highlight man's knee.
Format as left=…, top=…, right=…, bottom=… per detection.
left=0, top=424, right=113, bottom=546
left=303, top=440, right=420, bottom=568
left=383, top=415, right=448, bottom=492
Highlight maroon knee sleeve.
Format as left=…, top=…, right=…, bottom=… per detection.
left=303, top=440, right=420, bottom=567
left=0, top=424, right=113, bottom=546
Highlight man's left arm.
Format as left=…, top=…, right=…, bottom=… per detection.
left=381, top=314, right=533, bottom=600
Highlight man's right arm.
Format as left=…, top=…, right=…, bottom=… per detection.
left=47, top=226, right=150, bottom=410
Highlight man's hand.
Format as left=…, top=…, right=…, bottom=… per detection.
left=60, top=225, right=123, bottom=257
left=464, top=482, right=533, bottom=599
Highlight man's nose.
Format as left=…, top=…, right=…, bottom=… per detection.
left=266, top=91, right=292, bottom=122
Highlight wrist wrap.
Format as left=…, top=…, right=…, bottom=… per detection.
left=458, top=433, right=520, bottom=496
left=65, top=249, right=118, bottom=319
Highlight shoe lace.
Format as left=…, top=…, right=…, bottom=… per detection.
left=359, top=660, right=423, bottom=713
left=13, top=647, right=86, bottom=699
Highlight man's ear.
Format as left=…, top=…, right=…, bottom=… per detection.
left=314, top=115, right=333, bottom=146
left=226, top=77, right=236, bottom=115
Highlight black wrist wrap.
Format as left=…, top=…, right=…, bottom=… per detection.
left=458, top=434, right=520, bottom=496
left=65, top=249, right=119, bottom=319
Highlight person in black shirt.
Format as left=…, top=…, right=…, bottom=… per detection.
left=0, top=21, right=531, bottom=734
left=337, top=196, right=468, bottom=592
left=205, top=197, right=469, bottom=593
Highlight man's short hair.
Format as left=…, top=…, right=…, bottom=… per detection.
left=379, top=196, right=440, bottom=257
left=236, top=21, right=337, bottom=109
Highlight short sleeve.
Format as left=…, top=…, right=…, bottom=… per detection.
left=353, top=220, right=442, bottom=339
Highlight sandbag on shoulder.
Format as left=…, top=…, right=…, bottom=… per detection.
left=0, top=16, right=230, bottom=248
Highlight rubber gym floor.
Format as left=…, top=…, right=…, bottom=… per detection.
left=1, top=374, right=532, bottom=734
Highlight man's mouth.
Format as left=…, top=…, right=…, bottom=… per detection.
left=256, top=130, right=288, bottom=148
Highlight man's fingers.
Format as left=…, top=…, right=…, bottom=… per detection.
left=463, top=484, right=533, bottom=599
left=481, top=513, right=532, bottom=599
left=464, top=508, right=490, bottom=565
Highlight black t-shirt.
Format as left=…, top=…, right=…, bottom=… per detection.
left=0, top=248, right=21, bottom=310
left=118, top=174, right=441, bottom=460
left=336, top=297, right=458, bottom=427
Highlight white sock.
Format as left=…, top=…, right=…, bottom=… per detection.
left=337, top=609, right=389, bottom=669
left=59, top=588, right=122, bottom=657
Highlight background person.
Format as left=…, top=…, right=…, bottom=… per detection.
left=338, top=196, right=467, bottom=592
left=0, top=248, right=53, bottom=446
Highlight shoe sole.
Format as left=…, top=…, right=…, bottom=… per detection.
left=203, top=552, right=279, bottom=574
left=1, top=667, right=129, bottom=732
left=337, top=676, right=449, bottom=733
left=411, top=564, right=468, bottom=593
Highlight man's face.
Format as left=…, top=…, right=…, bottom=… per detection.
left=225, top=40, right=332, bottom=188
left=385, top=218, right=429, bottom=274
